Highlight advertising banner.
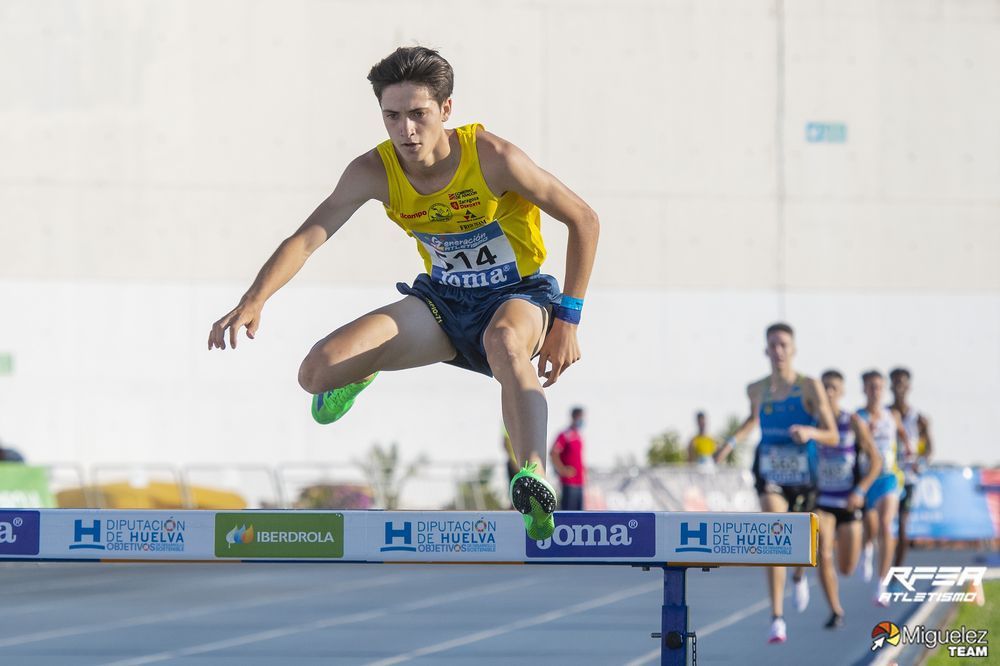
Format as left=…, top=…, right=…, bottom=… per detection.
left=373, top=511, right=523, bottom=562
left=3, top=509, right=817, bottom=566
left=525, top=512, right=656, bottom=559
left=906, top=468, right=996, bottom=541
left=0, top=464, right=56, bottom=508
left=39, top=510, right=216, bottom=559
left=660, top=512, right=816, bottom=566
left=215, top=512, right=344, bottom=559
left=0, top=510, right=40, bottom=556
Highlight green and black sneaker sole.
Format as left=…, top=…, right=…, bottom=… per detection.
left=510, top=469, right=557, bottom=541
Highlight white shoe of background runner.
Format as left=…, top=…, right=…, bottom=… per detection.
left=873, top=581, right=890, bottom=608
left=768, top=617, right=787, bottom=644
left=860, top=543, right=874, bottom=582
left=794, top=575, right=810, bottom=612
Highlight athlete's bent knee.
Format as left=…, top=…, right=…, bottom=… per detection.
left=298, top=350, right=353, bottom=394
left=483, top=326, right=529, bottom=372
left=298, top=356, right=326, bottom=394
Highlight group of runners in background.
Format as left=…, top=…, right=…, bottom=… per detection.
left=713, top=323, right=933, bottom=644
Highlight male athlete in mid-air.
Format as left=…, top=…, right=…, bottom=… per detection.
left=715, top=323, right=838, bottom=644
left=207, top=47, right=600, bottom=541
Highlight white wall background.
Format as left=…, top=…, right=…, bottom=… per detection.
left=1, top=0, right=998, bottom=469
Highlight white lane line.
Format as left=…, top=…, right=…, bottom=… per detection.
left=623, top=597, right=772, bottom=666
left=622, top=578, right=806, bottom=666
left=0, top=573, right=406, bottom=649
left=100, top=576, right=541, bottom=666
left=363, top=580, right=663, bottom=666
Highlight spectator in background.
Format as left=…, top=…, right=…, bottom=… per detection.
left=0, top=439, right=25, bottom=463
left=550, top=406, right=587, bottom=510
left=688, top=411, right=718, bottom=468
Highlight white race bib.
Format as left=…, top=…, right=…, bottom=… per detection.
left=818, top=454, right=855, bottom=491
left=412, top=221, right=519, bottom=289
left=760, top=446, right=810, bottom=486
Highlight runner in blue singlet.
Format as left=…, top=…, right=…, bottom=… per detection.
left=716, top=323, right=838, bottom=645
left=814, top=370, right=882, bottom=629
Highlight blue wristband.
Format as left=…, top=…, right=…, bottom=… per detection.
left=553, top=305, right=582, bottom=324
left=560, top=295, right=584, bottom=311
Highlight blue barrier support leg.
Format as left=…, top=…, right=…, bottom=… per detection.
left=661, top=566, right=688, bottom=666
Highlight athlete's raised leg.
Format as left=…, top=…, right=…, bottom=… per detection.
left=483, top=298, right=548, bottom=468
left=299, top=296, right=456, bottom=392
left=483, top=298, right=556, bottom=540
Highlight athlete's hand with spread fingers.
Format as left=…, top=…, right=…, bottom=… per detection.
left=536, top=319, right=580, bottom=388
left=208, top=300, right=263, bottom=350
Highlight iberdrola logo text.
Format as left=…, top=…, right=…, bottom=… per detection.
left=226, top=523, right=335, bottom=547
left=214, top=513, right=344, bottom=559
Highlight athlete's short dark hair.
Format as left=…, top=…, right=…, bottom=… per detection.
left=367, top=46, right=454, bottom=105
left=766, top=322, right=794, bottom=339
left=889, top=367, right=911, bottom=381
left=571, top=406, right=585, bottom=419
left=821, top=369, right=844, bottom=383
left=862, top=369, right=883, bottom=384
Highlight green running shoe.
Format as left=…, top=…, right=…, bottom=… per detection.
left=509, top=461, right=557, bottom=541
left=310, top=373, right=378, bottom=424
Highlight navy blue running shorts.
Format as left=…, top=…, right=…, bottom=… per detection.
left=396, top=272, right=561, bottom=377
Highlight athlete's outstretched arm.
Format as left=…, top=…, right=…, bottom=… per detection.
left=208, top=152, right=385, bottom=350
left=715, top=382, right=763, bottom=463
left=477, top=130, right=600, bottom=387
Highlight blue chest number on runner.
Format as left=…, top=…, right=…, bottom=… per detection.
left=412, top=221, right=519, bottom=289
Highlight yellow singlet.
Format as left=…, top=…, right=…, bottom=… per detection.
left=375, top=123, right=546, bottom=289
left=692, top=435, right=717, bottom=458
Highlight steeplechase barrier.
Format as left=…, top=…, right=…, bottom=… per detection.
left=0, top=509, right=817, bottom=665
